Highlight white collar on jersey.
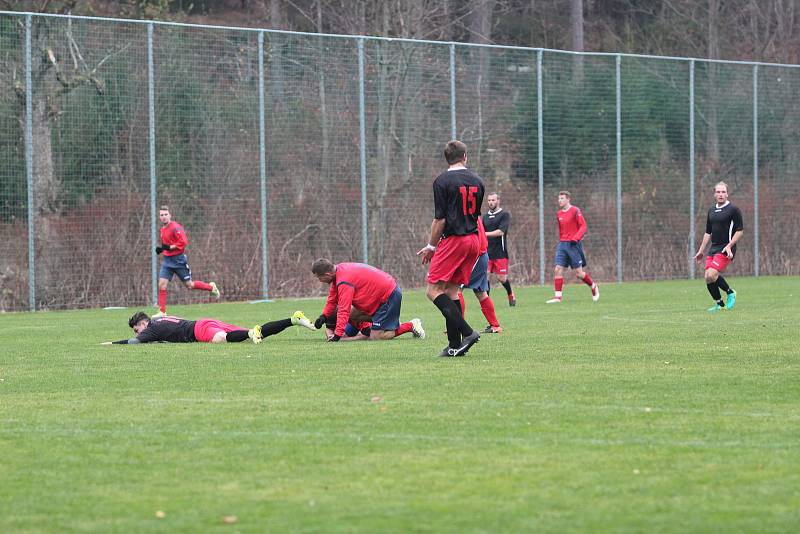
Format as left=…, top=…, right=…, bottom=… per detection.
left=447, top=164, right=467, bottom=171
left=715, top=201, right=730, bottom=209
left=488, top=208, right=503, bottom=215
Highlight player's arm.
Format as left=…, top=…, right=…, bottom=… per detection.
left=694, top=232, right=712, bottom=261
left=101, top=338, right=141, bottom=345
left=172, top=226, right=189, bottom=250
left=417, top=218, right=445, bottom=263
left=722, top=230, right=744, bottom=258
left=573, top=210, right=588, bottom=242
left=331, top=283, right=355, bottom=341
left=485, top=228, right=504, bottom=237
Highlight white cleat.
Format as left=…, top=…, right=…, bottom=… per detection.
left=591, top=283, right=600, bottom=302
left=411, top=318, right=425, bottom=339
left=292, top=311, right=316, bottom=331
left=151, top=311, right=166, bottom=318
left=209, top=282, right=221, bottom=299
left=546, top=298, right=562, bottom=304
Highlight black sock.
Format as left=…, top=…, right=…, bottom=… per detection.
left=260, top=318, right=293, bottom=337
left=453, top=299, right=462, bottom=316
left=487, top=280, right=490, bottom=295
left=226, top=330, right=250, bottom=342
left=501, top=280, right=513, bottom=295
left=434, top=294, right=473, bottom=346
left=706, top=282, right=724, bottom=305
left=716, top=276, right=733, bottom=294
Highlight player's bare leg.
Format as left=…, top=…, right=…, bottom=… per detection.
left=575, top=267, right=599, bottom=302
left=547, top=266, right=564, bottom=303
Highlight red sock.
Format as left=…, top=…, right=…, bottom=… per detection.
left=581, top=274, right=594, bottom=287
left=395, top=322, right=413, bottom=336
left=479, top=296, right=500, bottom=327
left=157, top=289, right=167, bottom=313
left=458, top=292, right=466, bottom=316
left=192, top=281, right=212, bottom=291
left=358, top=321, right=372, bottom=332
left=555, top=278, right=564, bottom=292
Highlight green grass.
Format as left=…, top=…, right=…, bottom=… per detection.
left=1, top=277, right=798, bottom=532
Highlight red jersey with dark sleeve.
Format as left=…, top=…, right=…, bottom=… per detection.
left=321, top=263, right=397, bottom=337
left=432, top=168, right=485, bottom=237
left=557, top=205, right=587, bottom=242
left=159, top=221, right=189, bottom=256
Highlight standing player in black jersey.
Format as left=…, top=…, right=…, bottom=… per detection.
left=693, top=181, right=744, bottom=312
left=482, top=192, right=516, bottom=306
left=101, top=310, right=315, bottom=345
left=417, top=140, right=485, bottom=357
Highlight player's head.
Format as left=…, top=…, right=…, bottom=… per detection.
left=487, top=192, right=500, bottom=210
left=311, top=258, right=336, bottom=284
left=444, top=140, right=467, bottom=165
left=128, top=311, right=150, bottom=334
left=558, top=191, right=571, bottom=208
left=714, top=181, right=728, bottom=204
left=159, top=205, right=172, bottom=225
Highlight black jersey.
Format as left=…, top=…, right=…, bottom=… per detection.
left=705, top=202, right=744, bottom=257
left=482, top=209, right=511, bottom=259
left=136, top=316, right=197, bottom=343
left=432, top=168, right=485, bottom=237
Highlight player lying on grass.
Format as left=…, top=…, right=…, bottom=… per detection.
left=311, top=259, right=425, bottom=342
left=101, top=310, right=316, bottom=345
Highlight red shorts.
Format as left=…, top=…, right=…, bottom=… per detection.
left=488, top=258, right=509, bottom=275
left=705, top=253, right=732, bottom=273
left=194, top=319, right=245, bottom=342
left=427, top=233, right=481, bottom=286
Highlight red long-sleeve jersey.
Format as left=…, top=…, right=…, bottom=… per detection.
left=159, top=221, right=189, bottom=256
left=322, top=263, right=397, bottom=337
left=557, top=205, right=587, bottom=242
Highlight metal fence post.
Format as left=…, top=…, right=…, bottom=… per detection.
left=689, top=60, right=696, bottom=279
left=615, top=54, right=622, bottom=283
left=258, top=31, right=269, bottom=298
left=148, top=22, right=157, bottom=307
left=753, top=64, right=759, bottom=276
left=358, top=38, right=368, bottom=263
left=537, top=49, right=545, bottom=286
left=450, top=43, right=457, bottom=139
left=25, top=15, right=35, bottom=311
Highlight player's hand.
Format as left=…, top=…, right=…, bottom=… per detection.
left=155, top=246, right=164, bottom=254
left=723, top=246, right=733, bottom=258
left=314, top=314, right=327, bottom=330
left=693, top=251, right=703, bottom=262
left=100, top=341, right=112, bottom=346
left=327, top=334, right=341, bottom=342
left=416, top=247, right=434, bottom=264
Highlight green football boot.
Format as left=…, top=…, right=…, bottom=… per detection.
left=707, top=303, right=724, bottom=313
left=725, top=289, right=737, bottom=310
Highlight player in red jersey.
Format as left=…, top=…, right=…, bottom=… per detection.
left=546, top=191, right=599, bottom=304
left=101, top=309, right=315, bottom=345
left=311, top=259, right=424, bottom=342
left=154, top=206, right=220, bottom=316
left=417, top=140, right=484, bottom=357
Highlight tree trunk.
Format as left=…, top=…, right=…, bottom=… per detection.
left=316, top=0, right=329, bottom=178
left=706, top=0, right=720, bottom=165
left=570, top=0, right=584, bottom=83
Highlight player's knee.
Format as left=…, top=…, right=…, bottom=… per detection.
left=184, top=280, right=194, bottom=289
left=210, top=332, right=227, bottom=343
left=705, top=270, right=718, bottom=283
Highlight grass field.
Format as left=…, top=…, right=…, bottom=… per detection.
left=1, top=277, right=798, bottom=532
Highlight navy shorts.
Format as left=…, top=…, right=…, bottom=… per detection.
left=371, top=286, right=402, bottom=331
left=159, top=254, right=192, bottom=282
left=465, top=252, right=489, bottom=292
left=555, top=241, right=588, bottom=269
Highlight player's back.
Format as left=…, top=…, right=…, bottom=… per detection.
left=138, top=316, right=196, bottom=343
left=433, top=168, right=485, bottom=237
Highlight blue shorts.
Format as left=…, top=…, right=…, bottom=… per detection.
left=371, top=286, right=402, bottom=331
left=159, top=254, right=192, bottom=282
left=555, top=241, right=588, bottom=269
left=465, top=252, right=489, bottom=292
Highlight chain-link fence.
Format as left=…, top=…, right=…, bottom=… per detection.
left=1, top=11, right=798, bottom=311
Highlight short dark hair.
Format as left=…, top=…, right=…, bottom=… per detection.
left=558, top=190, right=571, bottom=199
left=159, top=205, right=170, bottom=212
left=129, top=311, right=150, bottom=328
left=444, top=140, right=467, bottom=164
left=311, top=258, right=335, bottom=276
